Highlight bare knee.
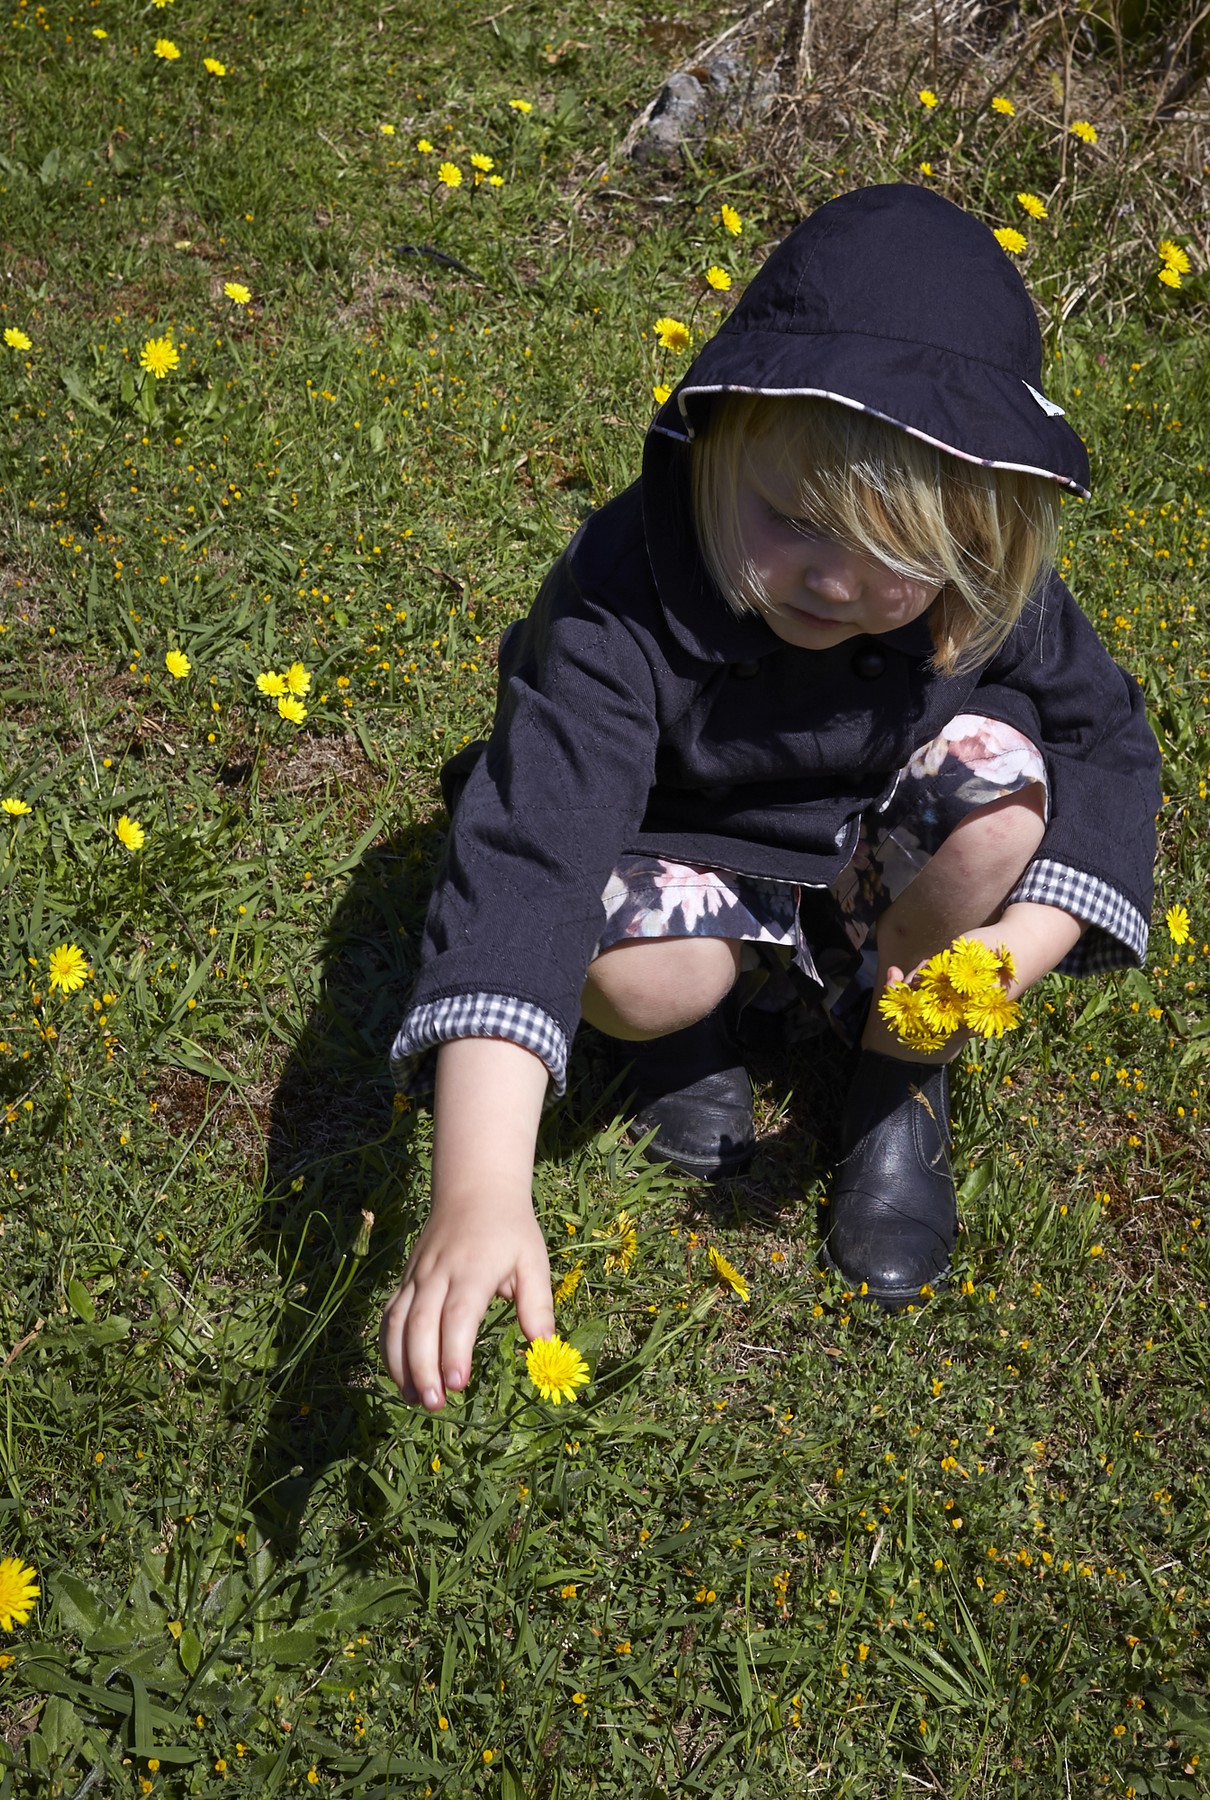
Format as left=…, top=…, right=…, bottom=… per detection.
left=582, top=937, right=741, bottom=1040
left=943, top=787, right=1046, bottom=882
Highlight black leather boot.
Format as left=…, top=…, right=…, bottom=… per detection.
left=622, top=1001, right=755, bottom=1179
left=822, top=1051, right=956, bottom=1306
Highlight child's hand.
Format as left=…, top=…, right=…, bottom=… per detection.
left=379, top=1195, right=555, bottom=1410
left=885, top=903, right=1085, bottom=999
left=378, top=1036, right=555, bottom=1410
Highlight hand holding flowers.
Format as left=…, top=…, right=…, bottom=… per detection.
left=879, top=933, right=1019, bottom=1053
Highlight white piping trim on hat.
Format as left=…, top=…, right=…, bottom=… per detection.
left=652, top=382, right=1090, bottom=496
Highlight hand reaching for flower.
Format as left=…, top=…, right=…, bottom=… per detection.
left=378, top=1038, right=555, bottom=1409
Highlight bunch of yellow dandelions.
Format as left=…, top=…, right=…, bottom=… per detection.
left=878, top=935, right=1019, bottom=1054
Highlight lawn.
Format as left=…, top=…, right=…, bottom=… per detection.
left=0, top=1, right=1208, bottom=1795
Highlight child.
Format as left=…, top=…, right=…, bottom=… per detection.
left=379, top=184, right=1161, bottom=1409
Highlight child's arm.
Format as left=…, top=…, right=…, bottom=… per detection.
left=379, top=1038, right=555, bottom=1410
left=886, top=900, right=1087, bottom=997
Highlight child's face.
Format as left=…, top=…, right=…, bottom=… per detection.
left=736, top=475, right=942, bottom=650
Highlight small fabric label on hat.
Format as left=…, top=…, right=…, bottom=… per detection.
left=1023, top=382, right=1066, bottom=417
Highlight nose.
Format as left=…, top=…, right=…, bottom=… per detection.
left=802, top=541, right=864, bottom=606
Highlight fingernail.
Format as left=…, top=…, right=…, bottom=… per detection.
left=446, top=1368, right=463, bottom=1390
left=423, top=1386, right=442, bottom=1410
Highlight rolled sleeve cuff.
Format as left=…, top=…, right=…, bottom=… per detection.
left=1006, top=858, right=1149, bottom=974
left=390, top=993, right=571, bottom=1097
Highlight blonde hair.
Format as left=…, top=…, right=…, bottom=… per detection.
left=690, top=393, right=1062, bottom=673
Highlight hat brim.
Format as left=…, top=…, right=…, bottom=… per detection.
left=656, top=327, right=1091, bottom=498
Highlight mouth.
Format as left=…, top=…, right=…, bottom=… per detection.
left=783, top=604, right=843, bottom=629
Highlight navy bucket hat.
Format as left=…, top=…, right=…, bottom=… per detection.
left=655, top=183, right=1091, bottom=497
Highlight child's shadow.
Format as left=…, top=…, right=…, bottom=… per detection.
left=247, top=820, right=447, bottom=1556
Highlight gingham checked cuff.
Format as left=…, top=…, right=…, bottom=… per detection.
left=1006, top=858, right=1149, bottom=974
left=391, top=993, right=570, bottom=1097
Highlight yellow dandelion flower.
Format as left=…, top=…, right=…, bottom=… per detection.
left=877, top=983, right=946, bottom=1053
left=487, top=174, right=504, bottom=187
left=994, top=944, right=1016, bottom=984
left=1158, top=267, right=1182, bottom=289
left=416, top=137, right=434, bottom=153
left=708, top=1245, right=750, bottom=1303
left=993, top=227, right=1027, bottom=255
left=115, top=815, right=145, bottom=852
left=919, top=162, right=933, bottom=177
left=596, top=1208, right=638, bottom=1274
left=284, top=661, right=312, bottom=696
left=917, top=961, right=968, bottom=1036
left=203, top=57, right=227, bottom=76
left=944, top=936, right=1002, bottom=996
left=720, top=203, right=742, bottom=235
left=918, top=88, right=938, bottom=108
left=139, top=334, right=179, bottom=378
left=705, top=265, right=732, bottom=291
left=380, top=123, right=396, bottom=136
left=0, top=1559, right=40, bottom=1631
left=1166, top=903, right=1191, bottom=946
left=1159, top=240, right=1191, bottom=274
left=256, top=670, right=287, bottom=697
left=92, top=26, right=107, bottom=36
left=153, top=38, right=181, bottom=61
left=652, top=383, right=672, bottom=405
left=437, top=162, right=462, bottom=189
left=553, top=1260, right=584, bottom=1306
left=277, top=696, right=307, bottom=724
left=1069, top=119, right=1097, bottom=144
left=991, top=95, right=1015, bottom=116
left=654, top=316, right=690, bottom=352
left=47, top=944, right=90, bottom=995
left=470, top=153, right=494, bottom=172
left=223, top=280, right=251, bottom=305
left=962, top=988, right=1021, bottom=1039
left=508, top=98, right=533, bottom=113
left=1016, top=191, right=1047, bottom=220
left=165, top=648, right=191, bottom=678
left=3, top=328, right=32, bottom=352
left=525, top=1334, right=590, bottom=1404
left=1, top=798, right=32, bottom=817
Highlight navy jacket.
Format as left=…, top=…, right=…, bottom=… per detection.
left=399, top=434, right=1161, bottom=1070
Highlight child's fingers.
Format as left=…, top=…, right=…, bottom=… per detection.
left=401, top=1275, right=460, bottom=1412
left=514, top=1253, right=556, bottom=1348
left=378, top=1280, right=421, bottom=1401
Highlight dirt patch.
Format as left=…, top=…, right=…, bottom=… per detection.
left=256, top=728, right=378, bottom=797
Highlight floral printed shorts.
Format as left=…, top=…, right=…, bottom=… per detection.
left=596, top=713, right=1047, bottom=1045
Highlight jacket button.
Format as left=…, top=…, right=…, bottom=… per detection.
left=732, top=660, right=760, bottom=679
left=851, top=648, right=886, bottom=680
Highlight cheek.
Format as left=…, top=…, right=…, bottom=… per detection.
left=883, top=577, right=941, bottom=622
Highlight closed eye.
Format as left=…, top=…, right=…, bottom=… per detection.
left=766, top=503, right=819, bottom=536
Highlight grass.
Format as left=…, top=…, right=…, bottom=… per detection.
left=0, top=0, right=1209, bottom=1794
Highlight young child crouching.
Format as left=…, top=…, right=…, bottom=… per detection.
left=379, top=184, right=1161, bottom=1409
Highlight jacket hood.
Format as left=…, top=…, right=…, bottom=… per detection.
left=649, top=183, right=1091, bottom=498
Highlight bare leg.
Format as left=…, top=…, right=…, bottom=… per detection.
left=581, top=935, right=742, bottom=1041
left=860, top=787, right=1047, bottom=1063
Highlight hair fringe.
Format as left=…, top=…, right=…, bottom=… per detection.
left=690, top=394, right=1062, bottom=673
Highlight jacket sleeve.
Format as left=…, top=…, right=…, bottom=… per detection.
left=395, top=550, right=661, bottom=1077
left=973, top=570, right=1162, bottom=970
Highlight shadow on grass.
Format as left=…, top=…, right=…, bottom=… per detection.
left=247, top=820, right=445, bottom=1555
